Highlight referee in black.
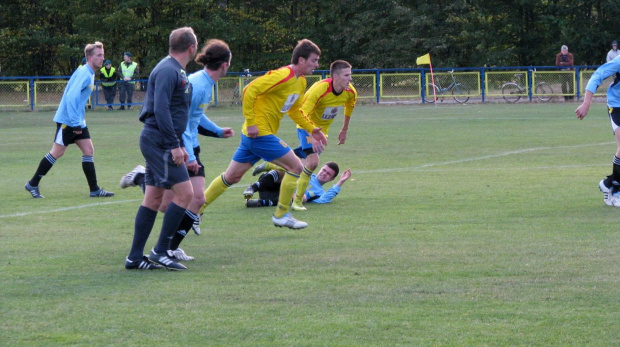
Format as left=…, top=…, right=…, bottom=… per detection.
left=125, top=27, right=198, bottom=271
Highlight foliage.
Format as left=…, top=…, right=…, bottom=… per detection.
left=1, top=0, right=619, bottom=76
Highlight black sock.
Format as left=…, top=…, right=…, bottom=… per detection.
left=170, top=211, right=198, bottom=250
left=153, top=202, right=186, bottom=254
left=81, top=155, right=99, bottom=192
left=30, top=153, right=56, bottom=186
left=128, top=205, right=158, bottom=261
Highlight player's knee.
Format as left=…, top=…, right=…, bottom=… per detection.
left=192, top=192, right=206, bottom=207
left=224, top=172, right=242, bottom=184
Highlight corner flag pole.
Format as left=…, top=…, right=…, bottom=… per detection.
left=416, top=53, right=436, bottom=102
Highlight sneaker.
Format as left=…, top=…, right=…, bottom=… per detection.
left=148, top=249, right=187, bottom=270
left=118, top=106, right=125, bottom=110
left=252, top=162, right=268, bottom=176
left=272, top=213, right=308, bottom=229
left=24, top=182, right=44, bottom=198
left=291, top=201, right=307, bottom=211
left=243, top=185, right=256, bottom=199
left=168, top=248, right=195, bottom=261
left=90, top=188, right=114, bottom=197
left=600, top=180, right=613, bottom=206
left=120, top=165, right=145, bottom=188
left=125, top=256, right=164, bottom=270
left=191, top=213, right=202, bottom=235
left=107, top=106, right=113, bottom=111
left=245, top=199, right=262, bottom=208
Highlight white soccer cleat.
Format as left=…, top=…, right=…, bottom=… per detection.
left=600, top=180, right=614, bottom=206
left=272, top=213, right=308, bottom=229
left=120, top=165, right=145, bottom=188
left=168, top=248, right=195, bottom=261
left=192, top=214, right=202, bottom=235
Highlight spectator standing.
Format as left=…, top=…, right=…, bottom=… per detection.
left=555, top=45, right=574, bottom=100
left=99, top=59, right=118, bottom=111
left=118, top=52, right=139, bottom=110
left=607, top=41, right=619, bottom=62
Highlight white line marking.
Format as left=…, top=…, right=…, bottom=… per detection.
left=4, top=143, right=612, bottom=218
left=355, top=142, right=615, bottom=174
left=0, top=199, right=141, bottom=219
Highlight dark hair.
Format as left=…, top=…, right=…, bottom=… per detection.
left=330, top=60, right=352, bottom=76
left=291, top=39, right=321, bottom=64
left=169, top=27, right=197, bottom=53
left=324, top=161, right=339, bottom=177
left=195, top=39, right=231, bottom=70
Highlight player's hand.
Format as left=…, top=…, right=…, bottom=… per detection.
left=341, top=168, right=352, bottom=181
left=171, top=147, right=185, bottom=166
left=221, top=127, right=235, bottom=138
left=186, top=160, right=200, bottom=174
left=338, top=130, right=347, bottom=145
left=72, top=126, right=82, bottom=135
left=575, top=102, right=590, bottom=120
left=247, top=125, right=258, bottom=138
left=311, top=127, right=327, bottom=154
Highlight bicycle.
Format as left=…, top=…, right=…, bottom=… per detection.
left=501, top=73, right=554, bottom=103
left=426, top=70, right=470, bottom=103
left=232, top=68, right=252, bottom=105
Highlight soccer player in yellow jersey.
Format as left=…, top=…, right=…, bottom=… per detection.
left=290, top=60, right=356, bottom=210
left=199, top=39, right=327, bottom=229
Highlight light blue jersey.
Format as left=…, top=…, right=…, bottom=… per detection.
left=53, top=64, right=95, bottom=128
left=183, top=70, right=223, bottom=162
left=304, top=174, right=341, bottom=204
left=585, top=57, right=620, bottom=107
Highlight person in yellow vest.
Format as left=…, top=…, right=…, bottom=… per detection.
left=99, top=60, right=118, bottom=111
left=118, top=52, right=139, bottom=110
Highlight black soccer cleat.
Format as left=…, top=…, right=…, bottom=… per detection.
left=125, top=256, right=164, bottom=270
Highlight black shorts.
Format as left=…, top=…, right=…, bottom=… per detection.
left=54, top=123, right=91, bottom=146
left=609, top=107, right=620, bottom=134
left=140, top=127, right=189, bottom=189
left=189, top=146, right=205, bottom=178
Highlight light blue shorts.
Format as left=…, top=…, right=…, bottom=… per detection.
left=232, top=134, right=291, bottom=165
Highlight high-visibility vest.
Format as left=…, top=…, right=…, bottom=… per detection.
left=100, top=67, right=117, bottom=87
left=120, top=62, right=137, bottom=84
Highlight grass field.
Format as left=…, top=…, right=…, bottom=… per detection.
left=1, top=103, right=619, bottom=346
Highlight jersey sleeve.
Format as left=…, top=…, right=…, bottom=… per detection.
left=198, top=114, right=223, bottom=137
left=344, top=84, right=358, bottom=117
left=309, top=185, right=341, bottom=204
left=286, top=77, right=315, bottom=133
left=67, top=69, right=90, bottom=127
left=153, top=69, right=180, bottom=149
left=586, top=59, right=620, bottom=93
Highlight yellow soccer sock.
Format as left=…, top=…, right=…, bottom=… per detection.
left=264, top=162, right=284, bottom=172
left=275, top=171, right=300, bottom=218
left=199, top=173, right=230, bottom=214
left=294, top=166, right=313, bottom=204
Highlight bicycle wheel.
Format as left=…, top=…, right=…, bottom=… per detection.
left=501, top=83, right=522, bottom=103
left=425, top=84, right=442, bottom=103
left=535, top=82, right=553, bottom=102
left=452, top=83, right=470, bottom=103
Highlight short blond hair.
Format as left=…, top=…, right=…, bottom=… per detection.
left=84, top=41, right=103, bottom=57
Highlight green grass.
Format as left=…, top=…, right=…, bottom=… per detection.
left=1, top=103, right=619, bottom=346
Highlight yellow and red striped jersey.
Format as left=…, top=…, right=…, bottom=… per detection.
left=298, top=78, right=357, bottom=135
left=242, top=66, right=315, bottom=137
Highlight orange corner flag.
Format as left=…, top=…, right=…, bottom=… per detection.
left=416, top=53, right=431, bottom=65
